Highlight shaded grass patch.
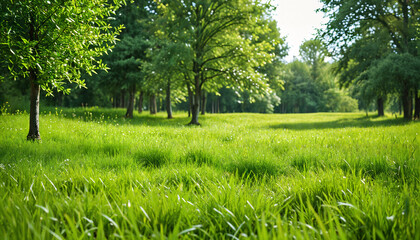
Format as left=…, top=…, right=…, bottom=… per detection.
left=183, top=149, right=215, bottom=166
left=134, top=148, right=172, bottom=168
left=227, top=157, right=284, bottom=179
left=290, top=153, right=326, bottom=172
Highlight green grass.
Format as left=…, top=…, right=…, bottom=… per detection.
left=0, top=108, right=419, bottom=239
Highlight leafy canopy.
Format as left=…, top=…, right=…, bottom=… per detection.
left=0, top=0, right=124, bottom=95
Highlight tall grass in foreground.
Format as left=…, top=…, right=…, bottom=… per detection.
left=0, top=108, right=419, bottom=239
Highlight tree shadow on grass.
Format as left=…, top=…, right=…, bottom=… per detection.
left=128, top=115, right=193, bottom=127
left=268, top=116, right=411, bottom=131
left=42, top=107, right=194, bottom=128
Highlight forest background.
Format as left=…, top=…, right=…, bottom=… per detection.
left=2, top=0, right=418, bottom=122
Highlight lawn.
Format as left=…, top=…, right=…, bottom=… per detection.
left=0, top=108, right=419, bottom=239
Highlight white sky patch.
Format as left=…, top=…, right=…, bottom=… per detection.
left=271, top=0, right=327, bottom=62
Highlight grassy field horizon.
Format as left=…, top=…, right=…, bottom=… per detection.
left=0, top=108, right=419, bottom=239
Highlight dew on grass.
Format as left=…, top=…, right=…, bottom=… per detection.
left=35, top=204, right=49, bottom=214
left=213, top=208, right=224, bottom=217
left=102, top=214, right=119, bottom=229
left=9, top=174, right=18, bottom=184
left=179, top=226, right=200, bottom=236
left=140, top=206, right=151, bottom=221
left=224, top=207, right=236, bottom=218
left=83, top=216, right=94, bottom=224
left=247, top=200, right=254, bottom=211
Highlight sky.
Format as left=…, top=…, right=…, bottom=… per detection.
left=271, top=0, right=327, bottom=62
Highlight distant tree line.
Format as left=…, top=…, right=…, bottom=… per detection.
left=1, top=0, right=419, bottom=139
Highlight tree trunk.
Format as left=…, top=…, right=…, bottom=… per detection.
left=188, top=99, right=191, bottom=117
left=189, top=60, right=202, bottom=125
left=125, top=84, right=136, bottom=118
left=189, top=81, right=201, bottom=125
left=166, top=81, right=173, bottom=119
left=217, top=97, right=220, bottom=113
left=27, top=68, right=41, bottom=141
left=138, top=91, right=144, bottom=113
left=150, top=94, right=157, bottom=115
left=201, top=90, right=206, bottom=115
left=189, top=92, right=200, bottom=125
left=27, top=17, right=41, bottom=141
left=414, top=89, right=420, bottom=120
left=189, top=43, right=204, bottom=124
left=377, top=97, right=384, bottom=116
left=187, top=84, right=192, bottom=117
left=402, top=87, right=412, bottom=120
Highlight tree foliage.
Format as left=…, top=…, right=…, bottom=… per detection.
left=299, top=39, right=328, bottom=81
left=1, top=0, right=124, bottom=94
left=278, top=39, right=358, bottom=114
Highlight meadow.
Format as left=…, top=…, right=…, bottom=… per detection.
left=0, top=108, right=419, bottom=239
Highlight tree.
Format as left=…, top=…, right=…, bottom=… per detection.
left=334, top=25, right=392, bottom=116
left=298, top=39, right=332, bottom=112
left=87, top=0, right=156, bottom=118
left=299, top=39, right=328, bottom=81
left=203, top=18, right=287, bottom=115
left=279, top=54, right=358, bottom=114
left=319, top=0, right=420, bottom=119
left=364, top=53, right=420, bottom=118
left=156, top=0, right=275, bottom=125
left=143, top=17, right=192, bottom=119
left=280, top=60, right=319, bottom=113
left=0, top=0, right=123, bottom=140
left=244, top=19, right=288, bottom=113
